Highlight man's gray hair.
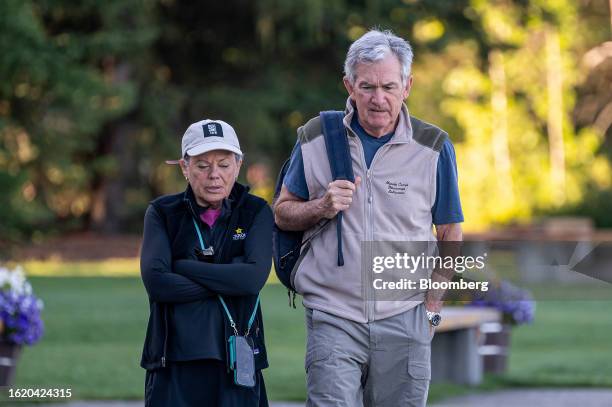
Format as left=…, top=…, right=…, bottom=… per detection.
left=344, top=29, right=414, bottom=85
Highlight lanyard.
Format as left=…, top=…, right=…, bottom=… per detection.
left=192, top=217, right=260, bottom=337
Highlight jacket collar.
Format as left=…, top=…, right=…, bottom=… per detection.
left=183, top=182, right=250, bottom=221
left=342, top=97, right=412, bottom=144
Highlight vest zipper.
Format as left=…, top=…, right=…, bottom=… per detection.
left=162, top=306, right=168, bottom=368
left=362, top=139, right=392, bottom=322
left=351, top=132, right=377, bottom=322
left=366, top=168, right=374, bottom=322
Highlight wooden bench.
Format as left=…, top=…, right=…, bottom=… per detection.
left=431, top=306, right=501, bottom=385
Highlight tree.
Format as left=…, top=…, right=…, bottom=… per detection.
left=439, top=0, right=611, bottom=228
left=1, top=0, right=609, bottom=240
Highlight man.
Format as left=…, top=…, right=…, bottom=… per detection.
left=274, top=29, right=463, bottom=407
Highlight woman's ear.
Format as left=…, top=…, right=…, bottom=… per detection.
left=179, top=159, right=189, bottom=181
left=236, top=159, right=243, bottom=179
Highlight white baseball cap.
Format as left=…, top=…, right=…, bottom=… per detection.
left=167, top=119, right=243, bottom=164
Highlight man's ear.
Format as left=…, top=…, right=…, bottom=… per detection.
left=403, top=75, right=413, bottom=99
left=343, top=76, right=355, bottom=99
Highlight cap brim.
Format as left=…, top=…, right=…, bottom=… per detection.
left=186, top=142, right=243, bottom=157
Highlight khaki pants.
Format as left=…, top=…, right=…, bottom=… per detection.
left=305, top=304, right=433, bottom=407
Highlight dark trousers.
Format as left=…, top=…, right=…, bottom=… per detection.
left=145, top=359, right=268, bottom=407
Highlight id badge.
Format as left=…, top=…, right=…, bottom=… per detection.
left=228, top=335, right=256, bottom=388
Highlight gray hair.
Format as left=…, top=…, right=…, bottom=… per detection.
left=183, top=153, right=243, bottom=163
left=344, top=29, right=414, bottom=85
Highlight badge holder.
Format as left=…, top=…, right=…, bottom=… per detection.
left=221, top=296, right=259, bottom=388
left=192, top=217, right=260, bottom=388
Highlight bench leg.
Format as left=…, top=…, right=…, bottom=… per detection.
left=431, top=328, right=482, bottom=386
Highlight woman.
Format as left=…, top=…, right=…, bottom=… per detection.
left=140, top=119, right=272, bottom=406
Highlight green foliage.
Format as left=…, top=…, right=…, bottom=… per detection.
left=0, top=0, right=610, bottom=237
left=437, top=0, right=611, bottom=229
left=0, top=0, right=158, bottom=237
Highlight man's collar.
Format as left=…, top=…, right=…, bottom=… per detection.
left=342, top=97, right=412, bottom=143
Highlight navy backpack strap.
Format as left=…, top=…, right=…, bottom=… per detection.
left=320, top=110, right=354, bottom=266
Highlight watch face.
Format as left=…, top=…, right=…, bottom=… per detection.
left=431, top=314, right=441, bottom=327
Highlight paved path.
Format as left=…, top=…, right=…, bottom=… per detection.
left=17, top=402, right=303, bottom=407
left=17, top=388, right=612, bottom=407
left=429, top=388, right=612, bottom=407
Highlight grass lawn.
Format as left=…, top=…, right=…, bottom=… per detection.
left=7, top=273, right=612, bottom=403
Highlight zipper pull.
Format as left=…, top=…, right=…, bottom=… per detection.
left=161, top=356, right=166, bottom=367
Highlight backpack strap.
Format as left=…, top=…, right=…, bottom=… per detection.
left=320, top=110, right=353, bottom=267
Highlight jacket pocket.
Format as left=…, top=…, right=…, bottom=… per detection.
left=253, top=325, right=268, bottom=370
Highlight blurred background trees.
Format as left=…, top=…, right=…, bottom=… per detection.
left=0, top=0, right=610, bottom=241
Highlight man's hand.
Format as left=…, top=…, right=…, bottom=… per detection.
left=424, top=223, right=462, bottom=336
left=425, top=300, right=442, bottom=336
left=425, top=299, right=442, bottom=313
left=317, top=177, right=362, bottom=219
left=274, top=176, right=362, bottom=231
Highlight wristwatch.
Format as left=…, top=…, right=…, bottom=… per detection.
left=426, top=310, right=441, bottom=327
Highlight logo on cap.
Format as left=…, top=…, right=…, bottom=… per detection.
left=203, top=122, right=223, bottom=138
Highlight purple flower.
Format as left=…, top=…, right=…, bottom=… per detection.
left=0, top=267, right=44, bottom=346
left=469, top=280, right=535, bottom=325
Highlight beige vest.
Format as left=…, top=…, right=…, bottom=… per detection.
left=293, top=99, right=448, bottom=323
